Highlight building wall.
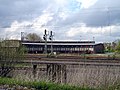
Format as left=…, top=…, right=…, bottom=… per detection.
left=94, top=43, right=105, bottom=54
left=23, top=45, right=94, bottom=54
left=22, top=41, right=104, bottom=54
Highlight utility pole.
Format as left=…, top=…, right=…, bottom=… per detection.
left=43, top=29, right=48, bottom=55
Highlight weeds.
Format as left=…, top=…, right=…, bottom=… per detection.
left=0, top=77, right=95, bottom=90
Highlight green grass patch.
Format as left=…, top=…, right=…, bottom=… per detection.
left=0, top=77, right=95, bottom=90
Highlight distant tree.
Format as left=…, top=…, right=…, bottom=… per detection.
left=0, top=39, right=26, bottom=77
left=115, top=41, right=120, bottom=54
left=26, top=33, right=42, bottom=41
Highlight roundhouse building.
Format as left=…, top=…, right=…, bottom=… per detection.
left=21, top=41, right=104, bottom=54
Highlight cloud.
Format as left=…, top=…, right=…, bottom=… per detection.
left=76, top=0, right=98, bottom=8
left=3, top=12, right=53, bottom=39
left=65, top=23, right=120, bottom=42
left=57, top=0, right=120, bottom=28
left=0, top=0, right=51, bottom=26
left=0, top=0, right=120, bottom=43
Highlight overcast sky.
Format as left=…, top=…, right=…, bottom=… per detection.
left=0, top=0, right=120, bottom=43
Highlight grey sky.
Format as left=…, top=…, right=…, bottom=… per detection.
left=0, top=0, right=120, bottom=43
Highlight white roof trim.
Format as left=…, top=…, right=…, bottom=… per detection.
left=22, top=43, right=95, bottom=45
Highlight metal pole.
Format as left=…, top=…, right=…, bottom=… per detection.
left=107, top=8, right=111, bottom=52
left=45, top=35, right=47, bottom=54
left=51, top=39, right=53, bottom=54
left=43, top=29, right=47, bottom=55
left=49, top=31, right=54, bottom=54
left=21, top=32, right=24, bottom=41
left=93, top=37, right=95, bottom=41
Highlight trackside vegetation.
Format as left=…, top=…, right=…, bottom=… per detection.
left=0, top=77, right=95, bottom=90
left=1, top=77, right=120, bottom=90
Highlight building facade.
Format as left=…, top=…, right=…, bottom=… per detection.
left=21, top=41, right=104, bottom=54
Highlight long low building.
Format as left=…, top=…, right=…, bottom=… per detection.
left=21, top=41, right=104, bottom=54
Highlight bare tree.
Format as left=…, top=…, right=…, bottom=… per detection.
left=0, top=39, right=26, bottom=77
left=25, top=33, right=42, bottom=41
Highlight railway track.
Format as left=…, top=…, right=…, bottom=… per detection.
left=17, top=59, right=120, bottom=66
left=24, top=55, right=120, bottom=64
left=1, top=54, right=120, bottom=67
left=24, top=54, right=120, bottom=62
left=37, top=58, right=120, bottom=63
left=21, top=54, right=120, bottom=66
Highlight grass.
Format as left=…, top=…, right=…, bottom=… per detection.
left=0, top=77, right=95, bottom=90
left=1, top=77, right=120, bottom=90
